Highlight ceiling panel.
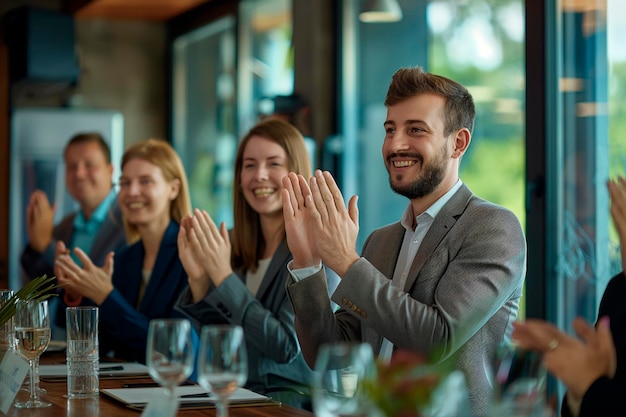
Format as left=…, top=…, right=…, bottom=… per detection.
left=75, top=0, right=210, bottom=21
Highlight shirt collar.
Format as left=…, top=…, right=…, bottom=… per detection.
left=400, top=180, right=464, bottom=231
left=73, top=191, right=116, bottom=231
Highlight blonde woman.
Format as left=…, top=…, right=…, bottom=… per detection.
left=55, top=139, right=192, bottom=363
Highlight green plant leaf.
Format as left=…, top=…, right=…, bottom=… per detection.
left=0, top=275, right=60, bottom=327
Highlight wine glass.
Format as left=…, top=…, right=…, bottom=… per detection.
left=489, top=343, right=547, bottom=417
left=197, top=325, right=248, bottom=417
left=145, top=319, right=194, bottom=402
left=312, top=342, right=375, bottom=417
left=13, top=299, right=51, bottom=408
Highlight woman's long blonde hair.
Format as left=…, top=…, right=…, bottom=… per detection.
left=231, top=119, right=312, bottom=272
left=120, top=139, right=191, bottom=243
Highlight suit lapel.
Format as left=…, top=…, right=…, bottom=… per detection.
left=138, top=222, right=178, bottom=311
left=371, top=224, right=405, bottom=280
left=403, top=184, right=473, bottom=292
left=59, top=214, right=76, bottom=243
left=121, top=242, right=145, bottom=307
left=255, top=240, right=290, bottom=300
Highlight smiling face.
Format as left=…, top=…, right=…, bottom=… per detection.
left=117, top=158, right=180, bottom=231
left=382, top=93, right=458, bottom=200
left=64, top=141, right=114, bottom=217
left=239, top=135, right=289, bottom=217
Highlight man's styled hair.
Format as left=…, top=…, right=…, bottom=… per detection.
left=64, top=133, right=112, bottom=163
left=384, top=66, right=475, bottom=136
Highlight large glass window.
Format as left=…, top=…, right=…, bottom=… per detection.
left=428, top=0, right=525, bottom=225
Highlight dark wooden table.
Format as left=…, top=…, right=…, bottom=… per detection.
left=5, top=352, right=315, bottom=417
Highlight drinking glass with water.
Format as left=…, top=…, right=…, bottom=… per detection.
left=312, top=343, right=375, bottom=417
left=489, top=344, right=547, bottom=417
left=66, top=306, right=99, bottom=399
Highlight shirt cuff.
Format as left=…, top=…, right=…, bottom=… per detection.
left=287, top=260, right=322, bottom=282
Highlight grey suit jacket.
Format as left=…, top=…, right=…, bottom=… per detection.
left=20, top=199, right=127, bottom=282
left=176, top=240, right=316, bottom=401
left=285, top=184, right=527, bottom=417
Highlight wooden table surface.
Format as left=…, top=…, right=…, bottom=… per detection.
left=5, top=352, right=315, bottom=417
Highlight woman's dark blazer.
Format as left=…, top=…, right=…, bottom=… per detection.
left=97, top=221, right=192, bottom=363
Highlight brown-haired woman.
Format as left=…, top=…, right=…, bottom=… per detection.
left=176, top=118, right=338, bottom=409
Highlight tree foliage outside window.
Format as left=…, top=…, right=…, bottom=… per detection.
left=428, top=0, right=526, bottom=227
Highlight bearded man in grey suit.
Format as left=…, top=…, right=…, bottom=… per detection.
left=281, top=67, right=527, bottom=417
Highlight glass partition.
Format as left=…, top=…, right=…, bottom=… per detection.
left=237, top=0, right=294, bottom=137
left=554, top=0, right=626, bottom=345
left=172, top=15, right=237, bottom=226
left=172, top=0, right=293, bottom=226
left=541, top=0, right=626, bottom=407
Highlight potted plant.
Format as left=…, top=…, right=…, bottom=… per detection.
left=363, top=350, right=470, bottom=417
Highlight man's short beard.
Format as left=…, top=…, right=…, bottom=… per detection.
left=389, top=163, right=446, bottom=199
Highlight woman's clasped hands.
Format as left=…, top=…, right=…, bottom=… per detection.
left=177, top=208, right=233, bottom=302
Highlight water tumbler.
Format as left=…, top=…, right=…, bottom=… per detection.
left=66, top=306, right=99, bottom=398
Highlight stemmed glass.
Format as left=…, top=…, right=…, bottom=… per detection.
left=0, top=290, right=16, bottom=360
left=13, top=299, right=51, bottom=408
left=197, top=325, right=248, bottom=417
left=312, top=343, right=375, bottom=417
left=145, top=318, right=194, bottom=409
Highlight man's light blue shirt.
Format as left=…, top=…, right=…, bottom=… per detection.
left=70, top=190, right=117, bottom=265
